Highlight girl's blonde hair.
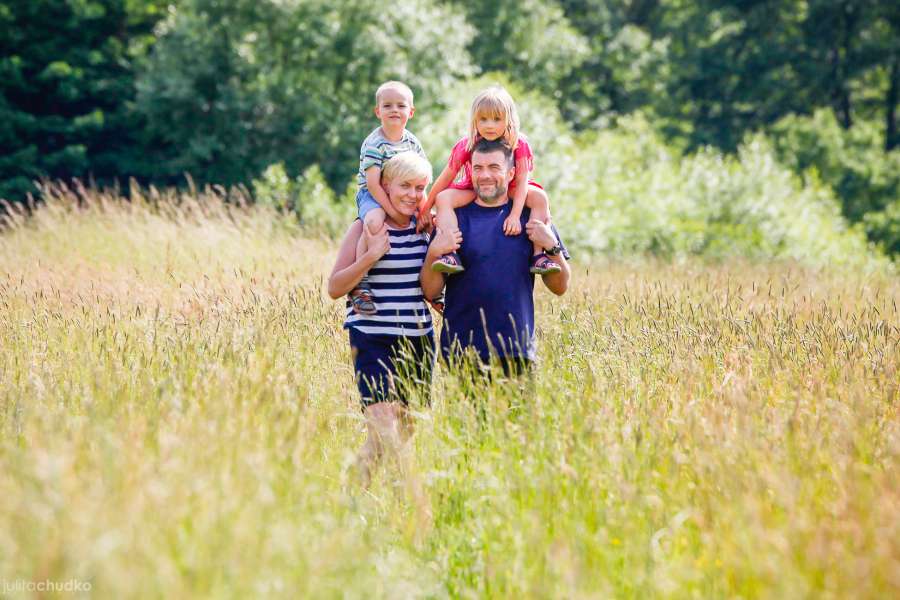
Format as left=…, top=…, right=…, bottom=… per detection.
left=381, top=151, right=433, bottom=185
left=467, top=85, right=520, bottom=152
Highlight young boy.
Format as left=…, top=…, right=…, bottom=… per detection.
left=350, top=81, right=427, bottom=315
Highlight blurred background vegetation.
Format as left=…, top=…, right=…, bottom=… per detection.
left=2, top=0, right=898, bottom=261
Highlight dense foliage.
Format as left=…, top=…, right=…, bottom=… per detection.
left=0, top=0, right=163, bottom=199
left=2, top=0, right=898, bottom=259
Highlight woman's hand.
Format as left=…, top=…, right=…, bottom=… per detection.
left=364, top=223, right=391, bottom=263
left=503, top=212, right=523, bottom=236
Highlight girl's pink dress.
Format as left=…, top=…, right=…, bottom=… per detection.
left=446, top=135, right=542, bottom=191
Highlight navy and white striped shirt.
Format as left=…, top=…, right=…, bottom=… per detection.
left=344, top=224, right=433, bottom=336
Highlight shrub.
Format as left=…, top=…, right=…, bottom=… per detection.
left=769, top=110, right=900, bottom=255
left=252, top=163, right=353, bottom=237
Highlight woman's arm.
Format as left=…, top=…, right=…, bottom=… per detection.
left=327, top=220, right=390, bottom=299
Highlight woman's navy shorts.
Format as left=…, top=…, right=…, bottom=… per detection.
left=348, top=328, right=435, bottom=408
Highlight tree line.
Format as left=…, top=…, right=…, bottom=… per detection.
left=2, top=0, right=898, bottom=254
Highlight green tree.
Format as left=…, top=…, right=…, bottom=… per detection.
left=0, top=0, right=165, bottom=201
left=770, top=109, right=900, bottom=255
left=648, top=0, right=899, bottom=152
left=556, top=0, right=668, bottom=128
left=447, top=0, right=589, bottom=106
left=135, top=0, right=474, bottom=190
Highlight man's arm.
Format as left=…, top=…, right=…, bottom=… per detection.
left=526, top=219, right=570, bottom=296
left=419, top=227, right=463, bottom=300
left=541, top=252, right=570, bottom=295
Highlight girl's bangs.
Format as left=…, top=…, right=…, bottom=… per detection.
left=474, top=97, right=507, bottom=120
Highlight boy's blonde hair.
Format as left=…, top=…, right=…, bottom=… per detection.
left=467, top=85, right=520, bottom=152
left=381, top=151, right=432, bottom=185
left=375, top=81, right=414, bottom=105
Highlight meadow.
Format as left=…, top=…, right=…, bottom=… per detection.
left=1, top=185, right=898, bottom=599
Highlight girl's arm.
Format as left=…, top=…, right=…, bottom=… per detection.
left=327, top=220, right=390, bottom=298
left=421, top=163, right=458, bottom=215
left=510, top=157, right=529, bottom=217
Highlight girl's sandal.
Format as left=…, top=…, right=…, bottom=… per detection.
left=529, top=253, right=561, bottom=275
left=349, top=287, right=377, bottom=316
left=431, top=252, right=465, bottom=275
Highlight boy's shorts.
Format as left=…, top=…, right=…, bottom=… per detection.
left=356, top=188, right=382, bottom=221
left=348, top=328, right=435, bottom=409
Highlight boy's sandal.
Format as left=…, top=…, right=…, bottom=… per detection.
left=529, top=253, right=562, bottom=275
left=349, top=287, right=377, bottom=316
left=431, top=252, right=465, bottom=274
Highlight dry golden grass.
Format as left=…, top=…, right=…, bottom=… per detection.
left=1, top=184, right=898, bottom=598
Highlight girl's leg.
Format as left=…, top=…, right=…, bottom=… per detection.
left=525, top=185, right=561, bottom=274
left=525, top=185, right=551, bottom=256
left=432, top=188, right=476, bottom=273
left=435, top=188, right=475, bottom=232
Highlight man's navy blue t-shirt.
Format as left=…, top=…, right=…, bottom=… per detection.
left=436, top=201, right=569, bottom=364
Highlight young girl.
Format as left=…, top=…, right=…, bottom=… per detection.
left=419, top=86, right=561, bottom=275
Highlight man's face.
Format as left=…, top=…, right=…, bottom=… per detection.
left=471, top=150, right=514, bottom=203
left=374, top=88, right=414, bottom=129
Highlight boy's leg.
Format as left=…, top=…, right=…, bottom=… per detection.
left=431, top=188, right=475, bottom=274
left=363, top=207, right=386, bottom=236
left=350, top=207, right=386, bottom=315
left=525, top=185, right=561, bottom=274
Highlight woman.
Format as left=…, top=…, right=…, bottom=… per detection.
left=327, top=151, right=438, bottom=493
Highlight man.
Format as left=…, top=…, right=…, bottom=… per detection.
left=420, top=138, right=570, bottom=375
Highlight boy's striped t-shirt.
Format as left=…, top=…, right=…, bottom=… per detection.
left=344, top=225, right=433, bottom=337
left=356, top=127, right=426, bottom=189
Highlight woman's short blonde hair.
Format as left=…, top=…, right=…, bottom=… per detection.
left=381, top=151, right=433, bottom=185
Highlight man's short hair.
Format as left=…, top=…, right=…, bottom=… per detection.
left=375, top=81, right=414, bottom=105
left=381, top=151, right=432, bottom=184
left=472, top=137, right=514, bottom=168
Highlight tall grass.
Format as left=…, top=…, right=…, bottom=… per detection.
left=1, top=184, right=898, bottom=598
